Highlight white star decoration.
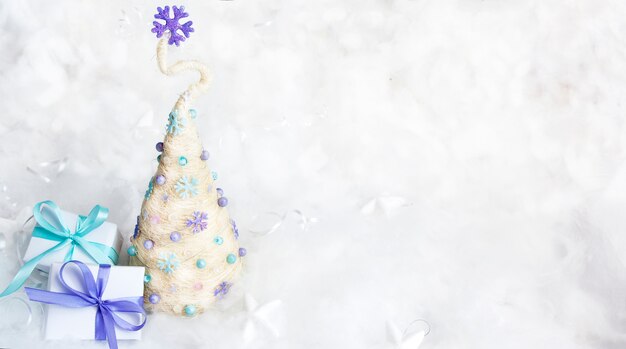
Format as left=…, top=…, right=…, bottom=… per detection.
left=386, top=320, right=430, bottom=349
left=242, top=294, right=283, bottom=344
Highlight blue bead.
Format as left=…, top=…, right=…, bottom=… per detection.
left=155, top=175, right=166, bottom=185
left=179, top=156, right=188, bottom=166
left=143, top=240, right=154, bottom=250
left=226, top=253, right=237, bottom=264
left=217, top=197, right=228, bottom=207
left=189, top=109, right=197, bottom=119
left=196, top=259, right=206, bottom=269
left=214, top=236, right=223, bottom=245
left=144, top=274, right=152, bottom=283
left=170, top=231, right=181, bottom=242
left=156, top=142, right=164, bottom=152
left=149, top=294, right=160, bottom=304
left=127, top=246, right=137, bottom=256
left=212, top=171, right=218, bottom=180
left=238, top=247, right=247, bottom=257
left=184, top=304, right=196, bottom=316
left=200, top=150, right=209, bottom=161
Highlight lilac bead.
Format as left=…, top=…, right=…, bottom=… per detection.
left=155, top=175, right=166, bottom=185
left=217, top=197, right=228, bottom=207
left=200, top=150, right=209, bottom=161
left=216, top=188, right=224, bottom=197
left=238, top=247, right=247, bottom=257
left=156, top=142, right=164, bottom=152
left=143, top=240, right=154, bottom=250
left=149, top=294, right=160, bottom=304
left=170, top=231, right=181, bottom=242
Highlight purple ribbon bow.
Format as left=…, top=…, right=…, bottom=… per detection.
left=25, top=261, right=146, bottom=349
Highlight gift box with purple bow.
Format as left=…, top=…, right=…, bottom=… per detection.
left=25, top=260, right=146, bottom=349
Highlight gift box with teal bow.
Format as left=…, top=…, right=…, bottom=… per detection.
left=0, top=200, right=122, bottom=297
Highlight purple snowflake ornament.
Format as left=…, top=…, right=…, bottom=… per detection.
left=214, top=281, right=232, bottom=298
left=152, top=6, right=194, bottom=46
left=186, top=211, right=208, bottom=233
left=231, top=219, right=239, bottom=239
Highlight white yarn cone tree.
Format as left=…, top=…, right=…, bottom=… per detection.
left=129, top=29, right=243, bottom=316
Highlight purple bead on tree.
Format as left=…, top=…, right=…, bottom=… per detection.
left=151, top=6, right=194, bottom=46
left=149, top=294, right=160, bottom=304
left=217, top=197, right=228, bottom=207
left=144, top=240, right=154, bottom=250
left=170, top=231, right=181, bottom=242
left=156, top=175, right=166, bottom=185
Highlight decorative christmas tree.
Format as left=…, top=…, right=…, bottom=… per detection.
left=129, top=5, right=244, bottom=317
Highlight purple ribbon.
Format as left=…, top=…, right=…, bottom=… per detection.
left=24, top=261, right=146, bottom=349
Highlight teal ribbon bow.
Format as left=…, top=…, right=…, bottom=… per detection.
left=0, top=200, right=119, bottom=297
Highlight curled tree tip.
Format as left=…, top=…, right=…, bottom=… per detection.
left=151, top=5, right=194, bottom=46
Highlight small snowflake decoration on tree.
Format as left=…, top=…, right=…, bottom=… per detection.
left=166, top=111, right=185, bottom=135
left=186, top=211, right=208, bottom=233
left=152, top=5, right=194, bottom=46
left=214, top=281, right=232, bottom=298
left=231, top=219, right=239, bottom=239
left=157, top=252, right=180, bottom=274
left=133, top=223, right=140, bottom=239
left=175, top=176, right=199, bottom=198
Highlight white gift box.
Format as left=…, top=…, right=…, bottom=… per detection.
left=44, top=263, right=145, bottom=341
left=23, top=207, right=122, bottom=273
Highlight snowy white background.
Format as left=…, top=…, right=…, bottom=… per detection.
left=1, top=0, right=626, bottom=348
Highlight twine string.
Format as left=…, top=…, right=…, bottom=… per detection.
left=156, top=35, right=211, bottom=104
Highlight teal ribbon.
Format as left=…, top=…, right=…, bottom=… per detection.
left=0, top=200, right=119, bottom=298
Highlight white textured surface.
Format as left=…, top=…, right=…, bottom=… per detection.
left=0, top=0, right=625, bottom=348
